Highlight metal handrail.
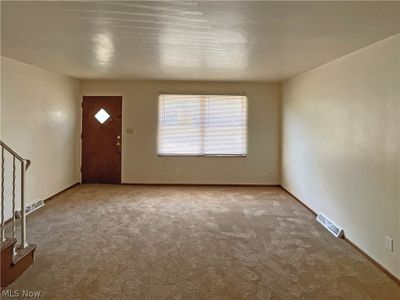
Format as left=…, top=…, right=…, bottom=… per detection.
left=0, top=140, right=31, bottom=170
left=0, top=140, right=30, bottom=249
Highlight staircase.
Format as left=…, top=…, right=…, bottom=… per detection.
left=1, top=141, right=36, bottom=288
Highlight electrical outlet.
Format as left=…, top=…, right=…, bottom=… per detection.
left=384, top=236, right=393, bottom=252
left=175, top=168, right=180, bottom=175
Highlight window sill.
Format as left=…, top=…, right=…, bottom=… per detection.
left=158, top=154, right=247, bottom=157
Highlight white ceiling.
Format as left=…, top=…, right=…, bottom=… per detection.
left=1, top=1, right=399, bottom=81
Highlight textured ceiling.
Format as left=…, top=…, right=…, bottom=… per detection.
left=1, top=1, right=399, bottom=81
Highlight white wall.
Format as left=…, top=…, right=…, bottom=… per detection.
left=282, top=34, right=400, bottom=278
left=1, top=57, right=80, bottom=219
left=80, top=80, right=281, bottom=185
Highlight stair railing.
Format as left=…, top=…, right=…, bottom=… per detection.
left=0, top=140, right=31, bottom=250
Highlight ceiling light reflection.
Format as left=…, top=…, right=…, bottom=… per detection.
left=92, top=31, right=115, bottom=68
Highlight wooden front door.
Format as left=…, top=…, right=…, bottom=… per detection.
left=82, top=96, right=122, bottom=184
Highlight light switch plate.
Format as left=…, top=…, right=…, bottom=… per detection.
left=126, top=128, right=133, bottom=134
left=384, top=236, right=393, bottom=252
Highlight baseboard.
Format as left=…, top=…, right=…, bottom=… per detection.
left=280, top=185, right=400, bottom=286
left=4, top=217, right=13, bottom=226
left=43, top=182, right=81, bottom=204
left=344, top=236, right=400, bottom=286
left=121, top=182, right=280, bottom=187
left=280, top=186, right=317, bottom=216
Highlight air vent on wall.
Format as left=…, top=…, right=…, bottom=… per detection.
left=316, top=213, right=344, bottom=238
left=15, top=200, right=45, bottom=218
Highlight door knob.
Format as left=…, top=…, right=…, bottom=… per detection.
left=116, top=142, right=121, bottom=146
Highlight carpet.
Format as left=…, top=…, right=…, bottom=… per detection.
left=3, top=184, right=400, bottom=299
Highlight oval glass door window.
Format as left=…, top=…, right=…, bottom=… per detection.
left=95, top=108, right=110, bottom=124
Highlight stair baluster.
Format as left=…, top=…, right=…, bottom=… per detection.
left=20, top=160, right=27, bottom=248
left=12, top=156, right=17, bottom=255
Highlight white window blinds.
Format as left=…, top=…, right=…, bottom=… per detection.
left=158, top=94, right=247, bottom=156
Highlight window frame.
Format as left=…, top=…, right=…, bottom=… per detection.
left=157, top=94, right=248, bottom=157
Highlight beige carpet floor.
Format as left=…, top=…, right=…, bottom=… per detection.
left=3, top=184, right=400, bottom=299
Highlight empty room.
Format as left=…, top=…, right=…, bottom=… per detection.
left=1, top=1, right=399, bottom=299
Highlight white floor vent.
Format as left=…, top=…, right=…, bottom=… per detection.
left=15, top=200, right=45, bottom=218
left=316, top=213, right=343, bottom=238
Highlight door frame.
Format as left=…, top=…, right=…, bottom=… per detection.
left=80, top=95, right=123, bottom=184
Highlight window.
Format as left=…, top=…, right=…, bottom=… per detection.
left=158, top=94, right=247, bottom=156
left=94, top=108, right=110, bottom=124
